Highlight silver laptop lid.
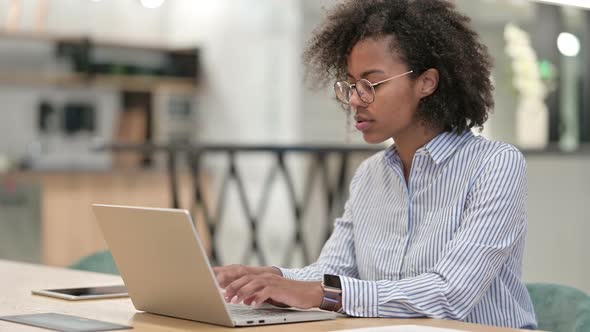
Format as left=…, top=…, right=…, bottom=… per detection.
left=92, top=204, right=235, bottom=327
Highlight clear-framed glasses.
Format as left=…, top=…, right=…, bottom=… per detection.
left=334, top=70, right=414, bottom=105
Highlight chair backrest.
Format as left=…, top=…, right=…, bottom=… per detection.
left=527, top=283, right=590, bottom=332
left=70, top=250, right=119, bottom=275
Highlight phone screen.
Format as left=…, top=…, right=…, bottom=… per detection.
left=45, top=285, right=127, bottom=296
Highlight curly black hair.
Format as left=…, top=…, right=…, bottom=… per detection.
left=304, top=0, right=494, bottom=132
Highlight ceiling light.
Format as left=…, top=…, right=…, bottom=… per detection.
left=139, top=0, right=165, bottom=9
left=557, top=32, right=581, bottom=57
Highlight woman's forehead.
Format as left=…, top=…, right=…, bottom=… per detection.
left=346, top=36, right=404, bottom=76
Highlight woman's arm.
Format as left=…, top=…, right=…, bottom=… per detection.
left=279, top=198, right=360, bottom=281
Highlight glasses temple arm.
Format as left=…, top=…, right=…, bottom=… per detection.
left=372, top=70, right=414, bottom=87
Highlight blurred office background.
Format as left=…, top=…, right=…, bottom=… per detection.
left=0, top=0, right=588, bottom=295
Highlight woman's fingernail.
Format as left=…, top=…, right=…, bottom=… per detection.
left=231, top=295, right=239, bottom=304
left=251, top=301, right=257, bottom=307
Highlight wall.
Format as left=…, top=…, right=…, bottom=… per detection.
left=524, top=156, right=590, bottom=293
left=165, top=0, right=302, bottom=144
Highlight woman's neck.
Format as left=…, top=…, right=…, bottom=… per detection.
left=393, top=125, right=444, bottom=182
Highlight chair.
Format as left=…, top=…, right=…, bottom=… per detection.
left=527, top=283, right=590, bottom=332
left=70, top=250, right=119, bottom=275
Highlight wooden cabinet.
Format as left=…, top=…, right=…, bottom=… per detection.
left=5, top=171, right=195, bottom=267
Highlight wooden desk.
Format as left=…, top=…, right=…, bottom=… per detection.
left=0, top=260, right=529, bottom=332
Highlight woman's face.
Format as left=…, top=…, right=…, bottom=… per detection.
left=346, top=36, right=424, bottom=144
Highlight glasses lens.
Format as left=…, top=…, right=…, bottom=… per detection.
left=356, top=79, right=375, bottom=104
left=334, top=81, right=351, bottom=105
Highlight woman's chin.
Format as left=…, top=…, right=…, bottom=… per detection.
left=362, top=133, right=389, bottom=145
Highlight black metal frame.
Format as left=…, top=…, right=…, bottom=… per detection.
left=101, top=143, right=380, bottom=266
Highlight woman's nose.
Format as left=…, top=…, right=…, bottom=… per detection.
left=348, top=88, right=367, bottom=109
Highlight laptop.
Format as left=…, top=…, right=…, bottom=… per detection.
left=92, top=204, right=337, bottom=327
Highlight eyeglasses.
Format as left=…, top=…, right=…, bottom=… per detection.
left=334, top=70, right=414, bottom=105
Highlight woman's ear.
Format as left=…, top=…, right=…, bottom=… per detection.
left=418, top=68, right=439, bottom=98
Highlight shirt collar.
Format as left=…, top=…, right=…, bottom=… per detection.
left=423, top=130, right=474, bottom=165
left=385, top=130, right=474, bottom=166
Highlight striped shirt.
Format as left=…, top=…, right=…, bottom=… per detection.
left=279, top=130, right=537, bottom=329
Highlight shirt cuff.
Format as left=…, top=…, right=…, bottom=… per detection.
left=340, top=276, right=380, bottom=317
left=274, top=266, right=297, bottom=280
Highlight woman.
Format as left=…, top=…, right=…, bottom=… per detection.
left=213, top=0, right=537, bottom=329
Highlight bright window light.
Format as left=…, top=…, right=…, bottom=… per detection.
left=140, top=0, right=166, bottom=9
left=529, top=0, right=590, bottom=9
left=557, top=32, right=581, bottom=57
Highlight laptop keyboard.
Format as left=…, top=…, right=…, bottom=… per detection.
left=228, top=304, right=294, bottom=317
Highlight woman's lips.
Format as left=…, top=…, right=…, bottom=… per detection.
left=355, top=120, right=374, bottom=131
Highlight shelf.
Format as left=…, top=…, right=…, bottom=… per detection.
left=0, top=30, right=193, bottom=53
left=0, top=72, right=197, bottom=93
left=0, top=30, right=200, bottom=93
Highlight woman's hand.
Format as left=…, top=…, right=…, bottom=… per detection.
left=224, top=273, right=323, bottom=309
left=213, top=264, right=281, bottom=288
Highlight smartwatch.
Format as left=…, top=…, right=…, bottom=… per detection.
left=320, top=274, right=342, bottom=312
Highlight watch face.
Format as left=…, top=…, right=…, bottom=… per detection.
left=323, top=274, right=342, bottom=289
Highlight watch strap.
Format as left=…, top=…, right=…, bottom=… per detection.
left=319, top=288, right=342, bottom=312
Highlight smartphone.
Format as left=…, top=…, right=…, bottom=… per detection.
left=31, top=285, right=128, bottom=301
